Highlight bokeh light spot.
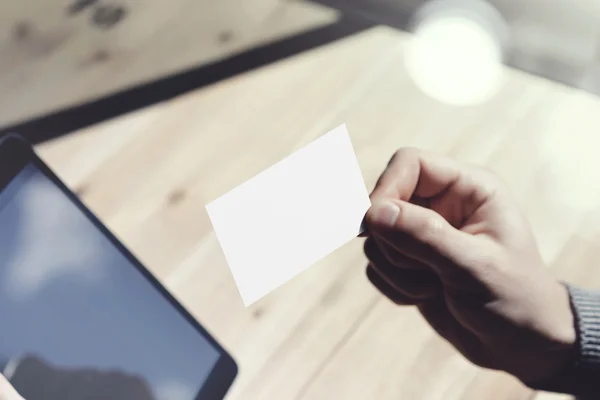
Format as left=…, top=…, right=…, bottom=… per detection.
left=405, top=0, right=508, bottom=106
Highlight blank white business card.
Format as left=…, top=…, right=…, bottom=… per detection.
left=206, top=125, right=371, bottom=306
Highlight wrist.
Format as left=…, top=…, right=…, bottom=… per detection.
left=514, top=282, right=576, bottom=383
left=546, top=282, right=577, bottom=359
left=541, top=282, right=578, bottom=377
left=526, top=284, right=600, bottom=395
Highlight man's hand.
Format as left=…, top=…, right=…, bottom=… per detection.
left=0, top=374, right=23, bottom=400
left=363, top=148, right=576, bottom=383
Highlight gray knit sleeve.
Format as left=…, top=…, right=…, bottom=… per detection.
left=526, top=284, right=600, bottom=396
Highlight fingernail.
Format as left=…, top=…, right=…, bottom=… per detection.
left=371, top=201, right=400, bottom=228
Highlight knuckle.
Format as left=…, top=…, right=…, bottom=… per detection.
left=463, top=245, right=505, bottom=277
left=466, top=165, right=505, bottom=198
left=418, top=215, right=446, bottom=244
left=480, top=248, right=507, bottom=274
left=395, top=147, right=419, bottom=159
left=389, top=147, right=419, bottom=166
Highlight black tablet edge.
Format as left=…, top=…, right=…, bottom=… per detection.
left=0, top=133, right=239, bottom=399
left=195, top=354, right=238, bottom=399
left=0, top=134, right=31, bottom=192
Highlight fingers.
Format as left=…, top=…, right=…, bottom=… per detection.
left=359, top=196, right=429, bottom=238
left=370, top=148, right=463, bottom=205
left=365, top=219, right=450, bottom=272
left=364, top=235, right=427, bottom=271
left=368, top=148, right=500, bottom=229
left=366, top=266, right=416, bottom=305
left=366, top=199, right=476, bottom=272
left=364, top=238, right=442, bottom=303
left=372, top=263, right=441, bottom=301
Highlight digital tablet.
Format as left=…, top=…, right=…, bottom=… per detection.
left=0, top=134, right=237, bottom=400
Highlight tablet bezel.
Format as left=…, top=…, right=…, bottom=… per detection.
left=0, top=134, right=238, bottom=400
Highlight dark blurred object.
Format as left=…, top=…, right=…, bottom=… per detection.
left=8, top=355, right=155, bottom=400
left=67, top=0, right=99, bottom=15
left=0, top=15, right=372, bottom=145
left=91, top=4, right=128, bottom=30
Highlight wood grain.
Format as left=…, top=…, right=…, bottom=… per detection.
left=0, top=0, right=336, bottom=127
left=32, top=25, right=600, bottom=399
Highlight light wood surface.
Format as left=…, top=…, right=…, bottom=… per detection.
left=30, top=25, right=598, bottom=399
left=0, top=0, right=336, bottom=127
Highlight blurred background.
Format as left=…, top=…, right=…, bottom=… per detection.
left=3, top=0, right=600, bottom=143
left=316, top=0, right=600, bottom=91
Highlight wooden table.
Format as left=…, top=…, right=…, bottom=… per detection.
left=0, top=0, right=336, bottom=128
left=32, top=25, right=600, bottom=400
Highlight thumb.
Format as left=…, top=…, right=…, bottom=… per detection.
left=365, top=200, right=475, bottom=272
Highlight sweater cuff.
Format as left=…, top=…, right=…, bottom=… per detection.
left=527, top=284, right=600, bottom=395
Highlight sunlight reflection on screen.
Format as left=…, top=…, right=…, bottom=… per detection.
left=0, top=164, right=220, bottom=400
left=156, top=380, right=198, bottom=400
left=3, top=172, right=106, bottom=301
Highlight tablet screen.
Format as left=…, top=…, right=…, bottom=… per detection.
left=0, top=163, right=221, bottom=400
